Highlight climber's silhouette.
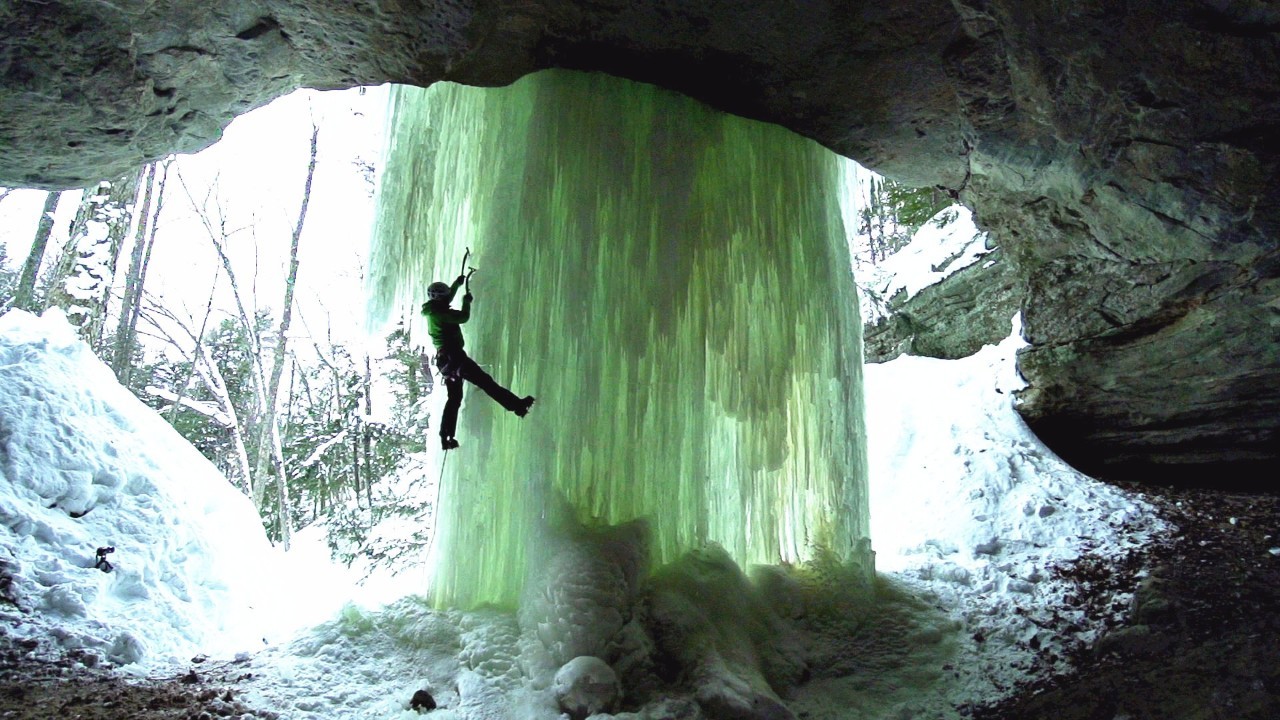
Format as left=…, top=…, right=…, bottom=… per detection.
left=421, top=272, right=534, bottom=450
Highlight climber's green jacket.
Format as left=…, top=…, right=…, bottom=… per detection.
left=422, top=275, right=471, bottom=350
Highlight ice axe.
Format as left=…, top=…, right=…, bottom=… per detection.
left=460, top=247, right=477, bottom=291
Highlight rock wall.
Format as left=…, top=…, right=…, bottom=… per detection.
left=2, top=0, right=1277, bottom=484
left=863, top=247, right=1021, bottom=364
left=948, top=2, right=1280, bottom=484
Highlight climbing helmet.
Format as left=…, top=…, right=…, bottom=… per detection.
left=426, top=281, right=451, bottom=300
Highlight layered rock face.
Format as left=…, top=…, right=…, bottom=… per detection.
left=3, top=0, right=1277, bottom=484
left=948, top=3, right=1280, bottom=485
left=863, top=247, right=1021, bottom=364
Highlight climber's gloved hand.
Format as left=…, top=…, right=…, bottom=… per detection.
left=455, top=274, right=467, bottom=285
left=464, top=291, right=473, bottom=302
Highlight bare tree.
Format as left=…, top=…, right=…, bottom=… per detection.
left=12, top=191, right=61, bottom=312
left=141, top=295, right=255, bottom=496
left=177, top=169, right=276, bottom=501
left=256, top=120, right=320, bottom=549
left=363, top=351, right=374, bottom=509
left=43, top=186, right=101, bottom=312
left=112, top=158, right=172, bottom=383
left=173, top=121, right=320, bottom=549
left=43, top=170, right=142, bottom=347
left=299, top=307, right=357, bottom=510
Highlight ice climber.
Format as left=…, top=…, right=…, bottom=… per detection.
left=422, top=273, right=535, bottom=450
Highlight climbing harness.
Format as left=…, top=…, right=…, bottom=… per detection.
left=434, top=347, right=466, bottom=382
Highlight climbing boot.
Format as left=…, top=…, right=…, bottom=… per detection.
left=514, top=396, right=536, bottom=417
left=441, top=436, right=459, bottom=450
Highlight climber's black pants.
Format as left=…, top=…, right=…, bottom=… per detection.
left=436, top=348, right=523, bottom=439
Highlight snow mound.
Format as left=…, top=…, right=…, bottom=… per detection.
left=863, top=316, right=1169, bottom=709
left=0, top=309, right=277, bottom=665
left=868, top=316, right=1158, bottom=571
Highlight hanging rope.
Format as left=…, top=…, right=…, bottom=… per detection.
left=423, top=445, right=450, bottom=570
left=437, top=446, right=450, bottom=487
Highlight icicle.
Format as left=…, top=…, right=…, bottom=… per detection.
left=369, top=71, right=870, bottom=609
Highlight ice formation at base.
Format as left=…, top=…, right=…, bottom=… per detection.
left=368, top=70, right=870, bottom=609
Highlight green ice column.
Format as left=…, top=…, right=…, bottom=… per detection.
left=369, top=71, right=869, bottom=610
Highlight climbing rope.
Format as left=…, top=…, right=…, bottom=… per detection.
left=422, top=445, right=450, bottom=570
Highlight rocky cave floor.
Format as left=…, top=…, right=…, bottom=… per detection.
left=0, top=639, right=274, bottom=720
left=0, top=482, right=1277, bottom=720
left=976, top=481, right=1280, bottom=720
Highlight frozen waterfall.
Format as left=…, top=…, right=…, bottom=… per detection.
left=368, top=70, right=870, bottom=609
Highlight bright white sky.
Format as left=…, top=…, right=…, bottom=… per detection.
left=0, top=86, right=389, bottom=358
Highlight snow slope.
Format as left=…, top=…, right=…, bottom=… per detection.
left=0, top=309, right=280, bottom=665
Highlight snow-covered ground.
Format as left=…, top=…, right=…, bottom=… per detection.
left=0, top=218, right=1168, bottom=718
left=0, top=310, right=381, bottom=665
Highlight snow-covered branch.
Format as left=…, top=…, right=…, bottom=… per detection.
left=143, top=386, right=234, bottom=427
left=300, top=429, right=349, bottom=469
